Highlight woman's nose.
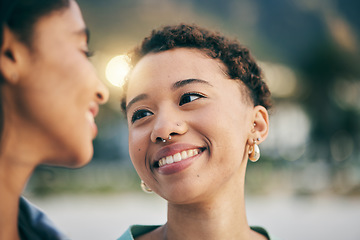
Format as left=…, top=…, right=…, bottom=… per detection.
left=150, top=110, right=188, bottom=143
left=96, top=80, right=109, bottom=104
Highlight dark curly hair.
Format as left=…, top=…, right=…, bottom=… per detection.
left=120, top=23, right=271, bottom=113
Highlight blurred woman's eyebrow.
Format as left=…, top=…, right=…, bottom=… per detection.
left=73, top=28, right=90, bottom=43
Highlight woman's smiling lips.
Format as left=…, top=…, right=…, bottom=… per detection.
left=86, top=102, right=99, bottom=138
left=153, top=143, right=205, bottom=175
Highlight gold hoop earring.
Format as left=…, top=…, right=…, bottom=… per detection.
left=140, top=180, right=153, bottom=193
left=248, top=138, right=260, bottom=162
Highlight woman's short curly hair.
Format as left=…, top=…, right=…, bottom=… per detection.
left=121, top=23, right=271, bottom=112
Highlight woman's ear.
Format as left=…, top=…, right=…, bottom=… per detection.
left=0, top=26, right=23, bottom=84
left=250, top=105, right=269, bottom=144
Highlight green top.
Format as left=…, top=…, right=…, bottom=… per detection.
left=117, top=225, right=280, bottom=240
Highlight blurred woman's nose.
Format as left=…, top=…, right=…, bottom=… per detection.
left=96, top=81, right=109, bottom=104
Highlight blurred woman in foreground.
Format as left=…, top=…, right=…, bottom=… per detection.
left=0, top=0, right=108, bottom=239
left=118, top=24, right=279, bottom=240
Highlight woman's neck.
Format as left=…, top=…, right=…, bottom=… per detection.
left=165, top=186, right=251, bottom=240
left=0, top=160, right=34, bottom=240
left=0, top=133, right=37, bottom=240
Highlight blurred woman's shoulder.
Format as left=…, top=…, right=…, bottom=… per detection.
left=251, top=226, right=281, bottom=240
left=18, top=197, right=69, bottom=240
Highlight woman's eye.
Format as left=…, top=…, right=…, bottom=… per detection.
left=131, top=109, right=153, bottom=123
left=83, top=50, right=94, bottom=58
left=179, top=93, right=205, bottom=106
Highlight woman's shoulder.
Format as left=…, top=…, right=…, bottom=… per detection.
left=18, top=197, right=69, bottom=240
left=117, top=225, right=161, bottom=240
left=251, top=226, right=281, bottom=240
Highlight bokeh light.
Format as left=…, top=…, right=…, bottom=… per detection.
left=259, top=61, right=298, bottom=98
left=105, top=55, right=131, bottom=88
left=263, top=102, right=311, bottom=161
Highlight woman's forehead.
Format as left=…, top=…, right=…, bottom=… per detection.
left=125, top=49, right=250, bottom=105
left=33, top=1, right=84, bottom=40
left=130, top=48, right=227, bottom=84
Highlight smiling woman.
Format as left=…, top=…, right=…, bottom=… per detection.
left=0, top=0, right=108, bottom=239
left=118, top=24, right=279, bottom=240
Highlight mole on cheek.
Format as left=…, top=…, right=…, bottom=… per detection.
left=197, top=175, right=200, bottom=177
left=138, top=149, right=141, bottom=151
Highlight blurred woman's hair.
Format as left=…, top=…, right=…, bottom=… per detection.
left=0, top=0, right=70, bottom=141
left=121, top=23, right=271, bottom=113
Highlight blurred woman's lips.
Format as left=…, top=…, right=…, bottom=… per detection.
left=89, top=101, right=99, bottom=117
left=85, top=110, right=97, bottom=138
left=86, top=102, right=99, bottom=138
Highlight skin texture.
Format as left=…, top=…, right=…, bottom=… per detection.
left=0, top=1, right=108, bottom=239
left=125, top=48, right=269, bottom=240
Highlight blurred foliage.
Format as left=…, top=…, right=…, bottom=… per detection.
left=300, top=41, right=360, bottom=165
left=27, top=162, right=139, bottom=196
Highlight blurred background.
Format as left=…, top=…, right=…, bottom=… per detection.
left=24, top=0, right=360, bottom=239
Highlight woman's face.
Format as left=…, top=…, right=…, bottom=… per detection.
left=126, top=48, right=257, bottom=203
left=5, top=0, right=108, bottom=166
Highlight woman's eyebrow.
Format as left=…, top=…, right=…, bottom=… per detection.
left=73, top=27, right=90, bottom=44
left=126, top=93, right=148, bottom=113
left=126, top=79, right=212, bottom=112
left=85, top=28, right=90, bottom=44
left=172, top=78, right=213, bottom=90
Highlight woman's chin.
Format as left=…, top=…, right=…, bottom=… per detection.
left=43, top=148, right=94, bottom=168
left=160, top=187, right=203, bottom=205
left=67, top=157, right=92, bottom=168
left=68, top=143, right=94, bottom=167
left=70, top=151, right=94, bottom=168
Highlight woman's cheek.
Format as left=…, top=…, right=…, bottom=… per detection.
left=129, top=132, right=147, bottom=168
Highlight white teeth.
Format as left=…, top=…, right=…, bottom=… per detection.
left=181, top=151, right=187, bottom=159
left=187, top=150, right=194, bottom=157
left=85, top=111, right=94, bottom=123
left=157, top=149, right=201, bottom=167
left=173, top=153, right=181, bottom=162
left=166, top=155, right=174, bottom=164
